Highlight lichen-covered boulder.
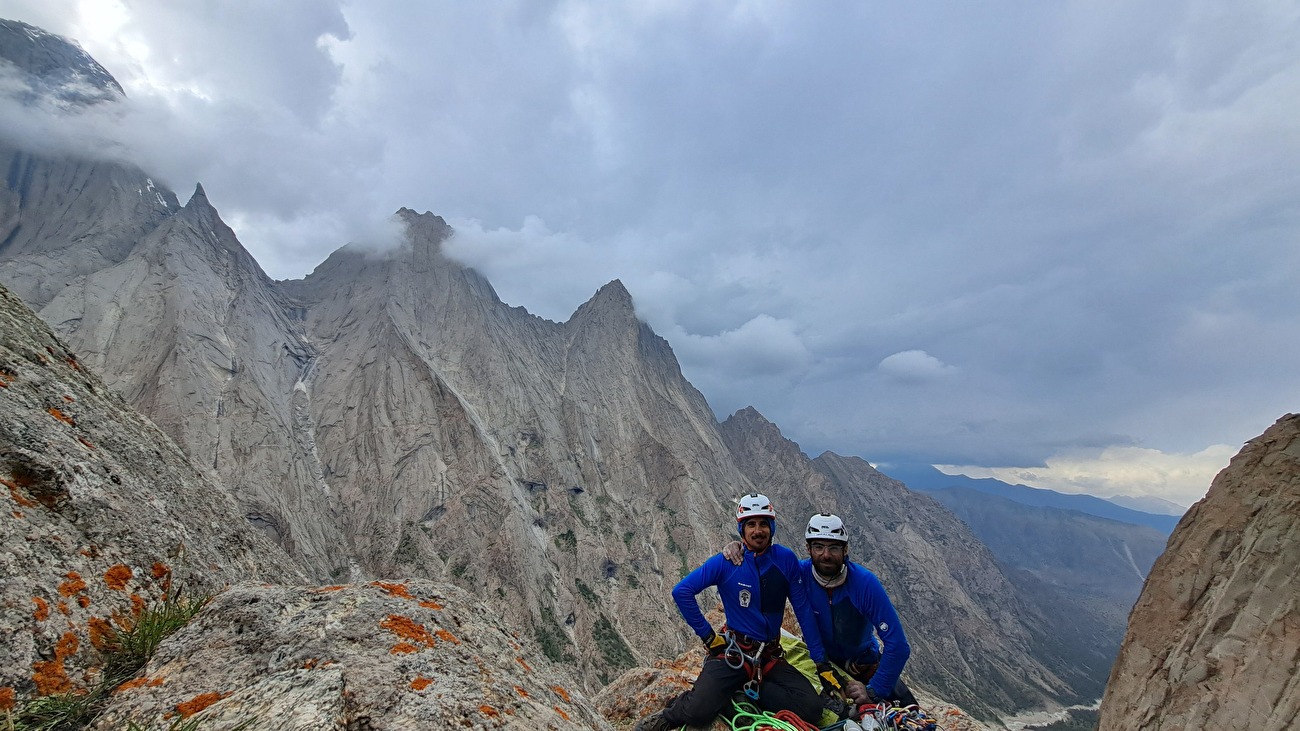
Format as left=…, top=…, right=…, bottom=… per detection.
left=0, top=284, right=305, bottom=703
left=93, top=580, right=607, bottom=730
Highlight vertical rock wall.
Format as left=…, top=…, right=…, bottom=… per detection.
left=1098, top=414, right=1300, bottom=731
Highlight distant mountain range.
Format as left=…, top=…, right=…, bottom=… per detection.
left=881, top=464, right=1182, bottom=534
left=1104, top=493, right=1187, bottom=516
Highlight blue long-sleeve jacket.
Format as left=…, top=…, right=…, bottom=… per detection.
left=673, top=545, right=827, bottom=663
left=802, top=559, right=910, bottom=698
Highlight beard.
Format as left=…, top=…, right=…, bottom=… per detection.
left=813, top=557, right=843, bottom=577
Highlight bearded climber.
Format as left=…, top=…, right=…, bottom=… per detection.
left=634, top=494, right=843, bottom=731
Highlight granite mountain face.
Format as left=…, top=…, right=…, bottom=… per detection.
left=2, top=18, right=1135, bottom=718
left=1, top=280, right=610, bottom=729
left=1097, top=414, right=1300, bottom=731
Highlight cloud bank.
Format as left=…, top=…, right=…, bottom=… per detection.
left=5, top=1, right=1299, bottom=505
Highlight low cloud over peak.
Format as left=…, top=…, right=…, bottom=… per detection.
left=4, top=1, right=1298, bottom=505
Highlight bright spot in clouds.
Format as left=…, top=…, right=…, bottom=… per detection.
left=937, top=443, right=1239, bottom=507
left=878, top=350, right=957, bottom=384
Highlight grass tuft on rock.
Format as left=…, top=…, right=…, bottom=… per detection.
left=5, top=590, right=211, bottom=731
left=99, top=592, right=210, bottom=683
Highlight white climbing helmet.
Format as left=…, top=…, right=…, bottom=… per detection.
left=805, top=513, right=848, bottom=543
left=736, top=493, right=776, bottom=522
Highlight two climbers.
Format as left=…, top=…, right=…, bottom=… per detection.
left=634, top=494, right=843, bottom=731
left=726, top=511, right=915, bottom=708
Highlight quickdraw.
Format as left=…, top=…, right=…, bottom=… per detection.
left=856, top=703, right=940, bottom=731
left=882, top=704, right=938, bottom=731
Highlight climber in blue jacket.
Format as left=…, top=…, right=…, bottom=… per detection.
left=634, top=494, right=844, bottom=731
left=801, top=512, right=915, bottom=707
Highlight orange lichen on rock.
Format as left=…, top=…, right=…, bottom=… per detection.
left=32, top=596, right=50, bottom=621
left=47, top=407, right=75, bottom=426
left=372, top=581, right=414, bottom=599
left=551, top=685, right=570, bottom=703
left=389, top=642, right=420, bottom=655
left=115, top=677, right=150, bottom=693
left=58, top=572, right=87, bottom=597
left=418, top=599, right=444, bottom=610
left=153, top=562, right=173, bottom=594
left=104, top=564, right=133, bottom=590
left=380, top=615, right=436, bottom=648
left=410, top=676, right=432, bottom=691
left=479, top=705, right=500, bottom=718
left=88, top=616, right=116, bottom=650
left=315, top=585, right=346, bottom=592
left=77, top=437, right=95, bottom=450
left=77, top=595, right=91, bottom=609
left=56, top=632, right=79, bottom=656
left=31, top=659, right=71, bottom=696
left=514, top=685, right=529, bottom=698
left=56, top=601, right=70, bottom=616
left=435, top=628, right=460, bottom=645
left=554, top=706, right=570, bottom=721
left=130, top=594, right=146, bottom=616
left=175, top=691, right=229, bottom=718
left=111, top=608, right=132, bottom=630
left=11, top=510, right=22, bottom=519
left=4, top=477, right=38, bottom=508
left=515, top=657, right=531, bottom=673
left=31, top=632, right=80, bottom=695
left=0, top=686, right=14, bottom=712
left=302, top=658, right=319, bottom=669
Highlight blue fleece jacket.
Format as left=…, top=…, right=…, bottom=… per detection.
left=673, top=544, right=827, bottom=664
left=802, top=559, right=910, bottom=698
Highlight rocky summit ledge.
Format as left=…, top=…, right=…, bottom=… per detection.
left=92, top=580, right=606, bottom=731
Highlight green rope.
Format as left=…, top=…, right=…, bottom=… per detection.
left=725, top=700, right=805, bottom=731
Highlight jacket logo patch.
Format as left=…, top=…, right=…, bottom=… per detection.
left=879, top=622, right=889, bottom=632
left=739, top=589, right=752, bottom=608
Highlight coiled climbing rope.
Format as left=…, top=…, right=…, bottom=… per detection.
left=726, top=701, right=822, bottom=731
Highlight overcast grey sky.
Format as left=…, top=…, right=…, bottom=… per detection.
left=6, top=1, right=1299, bottom=506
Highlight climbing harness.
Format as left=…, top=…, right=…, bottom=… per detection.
left=720, top=628, right=783, bottom=700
